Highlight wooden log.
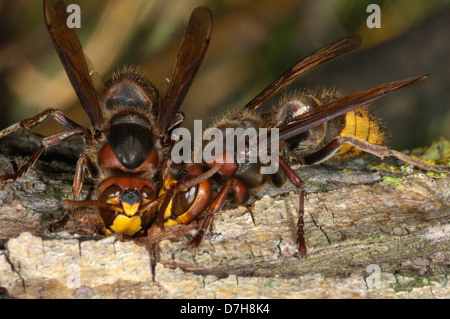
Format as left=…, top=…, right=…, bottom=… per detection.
left=0, top=131, right=448, bottom=298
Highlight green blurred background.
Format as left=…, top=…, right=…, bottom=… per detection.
left=0, top=0, right=449, bottom=150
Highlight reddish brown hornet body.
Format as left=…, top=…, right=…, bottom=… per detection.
left=0, top=0, right=212, bottom=236
left=157, top=36, right=449, bottom=257
left=0, top=1, right=449, bottom=258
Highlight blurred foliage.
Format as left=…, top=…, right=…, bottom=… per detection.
left=0, top=0, right=449, bottom=150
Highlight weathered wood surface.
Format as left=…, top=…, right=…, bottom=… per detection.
left=0, top=132, right=449, bottom=298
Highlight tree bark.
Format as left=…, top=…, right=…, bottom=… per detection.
left=0, top=131, right=449, bottom=299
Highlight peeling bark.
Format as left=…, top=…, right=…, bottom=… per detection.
left=0, top=131, right=449, bottom=298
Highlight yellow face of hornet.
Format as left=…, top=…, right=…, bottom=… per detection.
left=97, top=178, right=158, bottom=236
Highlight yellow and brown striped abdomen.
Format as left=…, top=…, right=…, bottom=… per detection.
left=335, top=107, right=385, bottom=157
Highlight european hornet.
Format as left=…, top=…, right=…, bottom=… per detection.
left=1, top=1, right=449, bottom=258
left=156, top=38, right=450, bottom=256
left=0, top=0, right=215, bottom=236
